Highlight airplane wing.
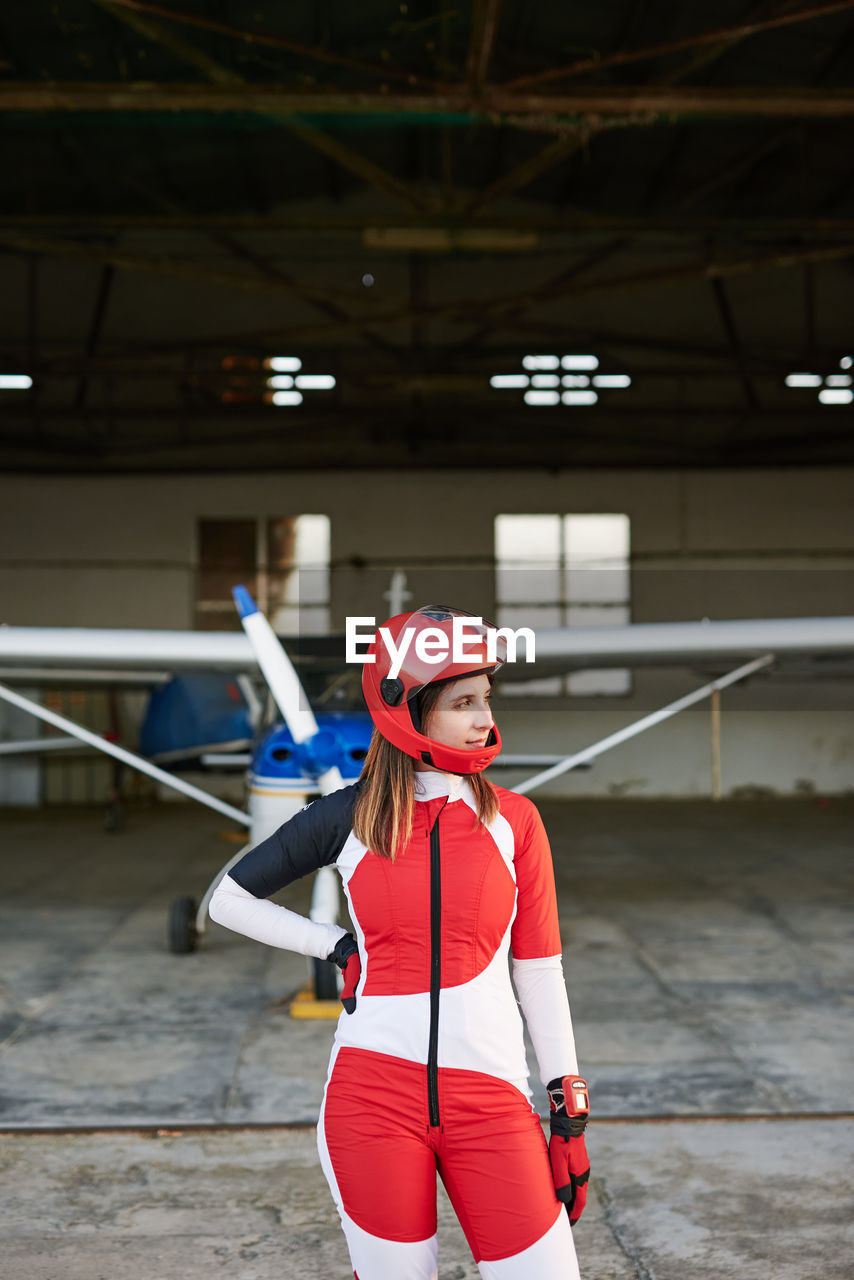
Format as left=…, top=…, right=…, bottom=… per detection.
left=0, top=627, right=347, bottom=682
left=0, top=626, right=256, bottom=677
left=509, top=616, right=854, bottom=679
left=1, top=616, right=853, bottom=682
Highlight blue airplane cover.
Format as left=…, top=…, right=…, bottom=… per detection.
left=140, top=674, right=252, bottom=759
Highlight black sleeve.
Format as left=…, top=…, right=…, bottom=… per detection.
left=229, top=783, right=360, bottom=898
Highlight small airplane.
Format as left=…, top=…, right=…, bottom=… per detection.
left=0, top=586, right=372, bottom=995
left=1, top=601, right=853, bottom=997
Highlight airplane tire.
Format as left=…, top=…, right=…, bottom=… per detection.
left=313, top=956, right=339, bottom=1001
left=169, top=896, right=198, bottom=954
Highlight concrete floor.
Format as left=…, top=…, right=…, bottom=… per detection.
left=1, top=798, right=852, bottom=1278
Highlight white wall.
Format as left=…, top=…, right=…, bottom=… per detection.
left=1, top=467, right=852, bottom=798
left=495, top=709, right=854, bottom=798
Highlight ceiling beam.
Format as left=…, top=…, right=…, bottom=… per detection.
left=18, top=327, right=838, bottom=373
left=1, top=232, right=850, bottom=353
left=96, top=0, right=449, bottom=90
left=183, top=223, right=402, bottom=358
left=445, top=240, right=854, bottom=327
left=5, top=82, right=854, bottom=122
left=2, top=434, right=849, bottom=471
left=655, top=0, right=814, bottom=196
left=657, top=0, right=809, bottom=87
left=461, top=103, right=666, bottom=216
left=90, top=3, right=426, bottom=354
left=0, top=232, right=374, bottom=310
left=502, top=0, right=854, bottom=91
left=677, top=128, right=800, bottom=210
left=85, top=238, right=852, bottom=347
left=94, top=0, right=241, bottom=85
left=93, top=4, right=432, bottom=214
left=88, top=159, right=405, bottom=356
left=457, top=237, right=631, bottom=349
left=466, top=0, right=503, bottom=92
left=468, top=0, right=791, bottom=225
left=710, top=277, right=759, bottom=411
left=462, top=131, right=587, bottom=216
left=662, top=4, right=829, bottom=214
left=73, top=265, right=115, bottom=411
left=2, top=213, right=854, bottom=236
left=5, top=407, right=852, bottom=472
left=0, top=404, right=842, bottom=424
left=283, top=119, right=436, bottom=213
left=9, top=236, right=841, bottom=356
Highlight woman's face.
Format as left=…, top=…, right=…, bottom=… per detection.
left=421, top=673, right=495, bottom=761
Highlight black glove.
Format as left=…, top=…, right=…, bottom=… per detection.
left=328, top=933, right=361, bottom=1014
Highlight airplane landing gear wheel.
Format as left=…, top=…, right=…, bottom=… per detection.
left=313, top=956, right=338, bottom=1001
left=169, top=896, right=198, bottom=954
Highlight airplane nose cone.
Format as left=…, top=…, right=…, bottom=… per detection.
left=294, top=729, right=341, bottom=778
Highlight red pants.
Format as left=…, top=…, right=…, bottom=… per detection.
left=317, top=1046, right=580, bottom=1280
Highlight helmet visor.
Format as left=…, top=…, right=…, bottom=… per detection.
left=379, top=604, right=507, bottom=702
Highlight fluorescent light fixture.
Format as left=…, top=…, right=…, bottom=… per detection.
left=593, top=374, right=631, bottom=388
left=363, top=227, right=538, bottom=252
left=522, top=355, right=560, bottom=371
left=818, top=388, right=853, bottom=405
left=562, top=374, right=590, bottom=388
left=266, top=375, right=293, bottom=389
left=785, top=373, right=822, bottom=387
left=490, top=374, right=529, bottom=388
left=271, top=390, right=304, bottom=406
left=295, top=374, right=336, bottom=390
left=0, top=374, right=32, bottom=389
left=266, top=356, right=302, bottom=373
left=561, top=355, right=599, bottom=371
left=840, top=356, right=853, bottom=370
left=524, top=389, right=560, bottom=406
left=824, top=374, right=852, bottom=387
left=562, top=390, right=598, bottom=406
left=531, top=373, right=560, bottom=388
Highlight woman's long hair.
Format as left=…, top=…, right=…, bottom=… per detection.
left=353, top=678, right=499, bottom=860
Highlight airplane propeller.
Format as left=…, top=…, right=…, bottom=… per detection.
left=232, top=586, right=345, bottom=797
left=231, top=586, right=347, bottom=997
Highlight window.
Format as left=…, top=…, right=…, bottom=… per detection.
left=196, top=515, right=330, bottom=633
left=495, top=513, right=631, bottom=696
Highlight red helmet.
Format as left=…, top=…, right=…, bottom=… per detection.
left=361, top=605, right=505, bottom=774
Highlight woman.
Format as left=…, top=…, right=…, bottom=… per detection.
left=210, top=605, right=589, bottom=1280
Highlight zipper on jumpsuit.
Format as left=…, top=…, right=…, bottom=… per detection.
left=427, top=800, right=448, bottom=1129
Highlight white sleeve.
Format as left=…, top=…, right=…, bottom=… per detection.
left=209, top=872, right=347, bottom=961
left=512, top=954, right=579, bottom=1085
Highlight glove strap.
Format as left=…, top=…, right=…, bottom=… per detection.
left=328, top=933, right=359, bottom=969
left=547, top=1074, right=590, bottom=1138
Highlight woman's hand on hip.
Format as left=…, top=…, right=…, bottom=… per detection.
left=328, top=933, right=361, bottom=1014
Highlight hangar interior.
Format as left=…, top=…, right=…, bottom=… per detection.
left=2, top=1, right=853, bottom=800
left=1, top=5, right=853, bottom=1280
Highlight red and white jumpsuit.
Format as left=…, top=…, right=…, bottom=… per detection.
left=210, top=770, right=582, bottom=1280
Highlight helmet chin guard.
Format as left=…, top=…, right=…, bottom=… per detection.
left=361, top=605, right=504, bottom=774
